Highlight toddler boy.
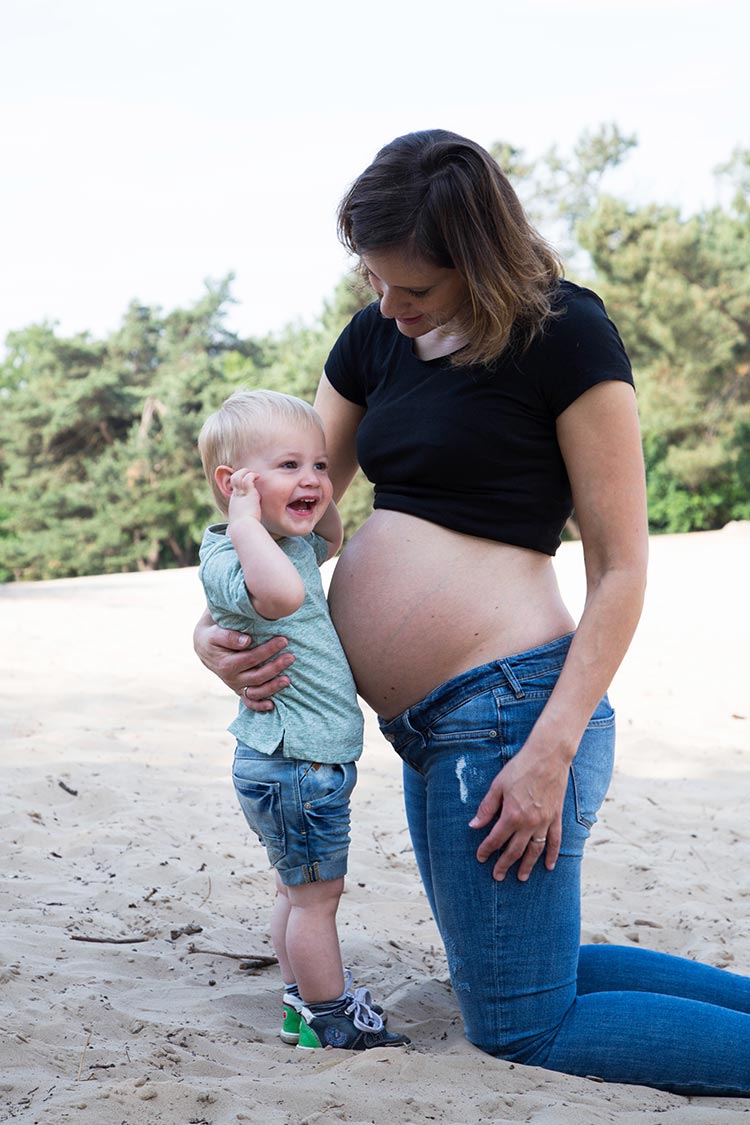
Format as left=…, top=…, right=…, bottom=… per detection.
left=197, top=389, right=409, bottom=1051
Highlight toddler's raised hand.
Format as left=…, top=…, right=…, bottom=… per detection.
left=227, top=468, right=262, bottom=524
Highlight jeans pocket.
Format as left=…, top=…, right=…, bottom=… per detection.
left=299, top=762, right=356, bottom=857
left=570, top=696, right=616, bottom=829
left=233, top=776, right=287, bottom=864
left=427, top=690, right=501, bottom=745
left=299, top=761, right=357, bottom=808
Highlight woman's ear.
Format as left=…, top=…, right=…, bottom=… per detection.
left=214, top=465, right=234, bottom=500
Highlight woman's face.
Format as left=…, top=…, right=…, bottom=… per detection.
left=361, top=247, right=470, bottom=340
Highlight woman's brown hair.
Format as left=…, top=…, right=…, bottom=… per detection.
left=337, top=129, right=562, bottom=366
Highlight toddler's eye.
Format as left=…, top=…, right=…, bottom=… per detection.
left=280, top=461, right=297, bottom=469
left=314, top=461, right=329, bottom=472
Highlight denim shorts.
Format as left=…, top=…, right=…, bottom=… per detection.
left=232, top=741, right=357, bottom=886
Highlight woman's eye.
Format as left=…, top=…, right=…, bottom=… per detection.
left=408, top=288, right=429, bottom=298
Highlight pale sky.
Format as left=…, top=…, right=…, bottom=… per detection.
left=1, top=0, right=747, bottom=347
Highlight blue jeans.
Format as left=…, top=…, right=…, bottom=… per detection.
left=232, top=741, right=357, bottom=886
left=379, top=634, right=750, bottom=1096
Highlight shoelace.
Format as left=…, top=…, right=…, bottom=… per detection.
left=345, top=987, right=384, bottom=1033
left=342, top=968, right=375, bottom=1007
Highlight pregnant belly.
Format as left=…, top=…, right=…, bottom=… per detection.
left=328, top=511, right=574, bottom=718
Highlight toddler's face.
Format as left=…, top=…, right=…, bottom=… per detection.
left=238, top=423, right=333, bottom=538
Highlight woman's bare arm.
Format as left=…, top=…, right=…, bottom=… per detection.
left=313, top=375, right=365, bottom=502
left=193, top=607, right=295, bottom=712
left=312, top=498, right=344, bottom=561
left=471, top=381, right=648, bottom=880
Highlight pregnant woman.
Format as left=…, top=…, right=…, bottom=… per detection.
left=195, top=130, right=750, bottom=1095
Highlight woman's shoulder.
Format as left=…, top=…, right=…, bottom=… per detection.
left=527, top=279, right=633, bottom=413
left=537, top=279, right=628, bottom=356
left=549, top=278, right=610, bottom=323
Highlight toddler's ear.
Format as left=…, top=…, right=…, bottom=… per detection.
left=214, top=465, right=233, bottom=500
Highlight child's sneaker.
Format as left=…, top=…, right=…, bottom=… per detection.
left=280, top=992, right=307, bottom=1044
left=279, top=970, right=387, bottom=1044
left=296, top=988, right=410, bottom=1051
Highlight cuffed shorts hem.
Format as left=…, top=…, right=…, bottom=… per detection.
left=276, top=852, right=350, bottom=887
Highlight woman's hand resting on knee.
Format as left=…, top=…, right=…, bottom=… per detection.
left=193, top=607, right=293, bottom=713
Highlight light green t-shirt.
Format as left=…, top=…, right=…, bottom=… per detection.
left=198, top=525, right=363, bottom=764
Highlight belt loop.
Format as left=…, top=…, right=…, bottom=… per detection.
left=403, top=712, right=426, bottom=745
left=380, top=709, right=426, bottom=747
left=498, top=659, right=525, bottom=699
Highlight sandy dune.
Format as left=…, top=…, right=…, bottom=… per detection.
left=2, top=525, right=750, bottom=1123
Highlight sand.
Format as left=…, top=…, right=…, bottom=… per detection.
left=2, top=525, right=750, bottom=1124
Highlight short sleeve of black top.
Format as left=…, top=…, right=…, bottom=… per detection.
left=324, top=279, right=634, bottom=556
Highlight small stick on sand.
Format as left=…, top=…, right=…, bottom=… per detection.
left=76, top=1032, right=92, bottom=1081
left=185, top=942, right=277, bottom=967
left=70, top=935, right=150, bottom=944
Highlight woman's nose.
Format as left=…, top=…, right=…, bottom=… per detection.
left=378, top=284, right=408, bottom=320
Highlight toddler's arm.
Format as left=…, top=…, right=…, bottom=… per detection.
left=227, top=468, right=305, bottom=620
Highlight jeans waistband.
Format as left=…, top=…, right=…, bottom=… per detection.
left=378, top=632, right=574, bottom=745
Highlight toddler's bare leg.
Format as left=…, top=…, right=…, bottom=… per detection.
left=270, top=872, right=294, bottom=983
left=285, top=876, right=345, bottom=1003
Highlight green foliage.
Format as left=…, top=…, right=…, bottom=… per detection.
left=2, top=135, right=748, bottom=581
left=0, top=272, right=373, bottom=580
left=576, top=156, right=750, bottom=533
left=489, top=130, right=749, bottom=536
left=493, top=123, right=638, bottom=259
left=0, top=279, right=245, bottom=579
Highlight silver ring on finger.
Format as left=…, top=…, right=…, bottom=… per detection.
left=243, top=686, right=251, bottom=700
left=531, top=837, right=547, bottom=844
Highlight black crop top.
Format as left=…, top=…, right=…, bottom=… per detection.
left=324, top=280, right=634, bottom=556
